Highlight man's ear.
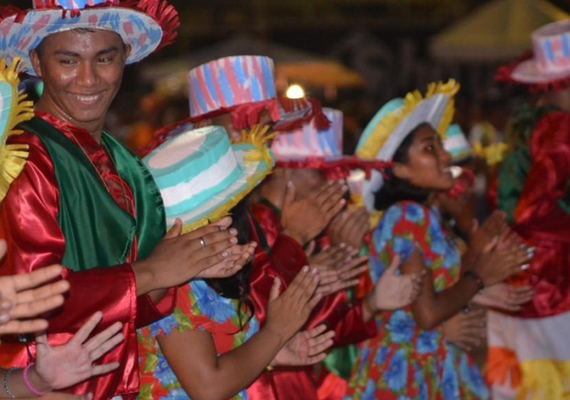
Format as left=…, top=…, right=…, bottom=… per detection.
left=29, top=50, right=43, bottom=78
left=392, top=162, right=409, bottom=180
left=123, top=43, right=132, bottom=62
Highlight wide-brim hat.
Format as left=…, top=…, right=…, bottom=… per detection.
left=0, top=0, right=179, bottom=75
left=357, top=80, right=459, bottom=213
left=496, top=20, right=570, bottom=92
left=143, top=124, right=274, bottom=233
left=0, top=57, right=35, bottom=203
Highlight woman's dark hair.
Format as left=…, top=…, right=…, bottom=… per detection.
left=204, top=196, right=254, bottom=331
left=374, top=123, right=431, bottom=211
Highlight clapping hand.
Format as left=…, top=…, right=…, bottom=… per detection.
left=367, top=255, right=424, bottom=312
left=443, top=308, right=487, bottom=351
left=327, top=208, right=370, bottom=250
left=281, top=181, right=348, bottom=246
left=474, top=283, right=534, bottom=312
left=0, top=240, right=69, bottom=335
left=271, top=325, right=335, bottom=367
left=32, top=312, right=123, bottom=392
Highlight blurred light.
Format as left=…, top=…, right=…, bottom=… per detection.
left=286, top=84, right=305, bottom=99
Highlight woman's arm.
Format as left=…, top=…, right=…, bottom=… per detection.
left=402, top=238, right=529, bottom=330
left=158, top=267, right=323, bottom=400
left=401, top=250, right=480, bottom=330
left=158, top=323, right=283, bottom=400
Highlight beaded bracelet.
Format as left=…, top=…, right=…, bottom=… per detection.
left=3, top=367, right=19, bottom=399
left=23, top=363, right=47, bottom=397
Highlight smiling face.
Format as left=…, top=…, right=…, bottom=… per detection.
left=30, top=29, right=131, bottom=136
left=392, top=124, right=454, bottom=192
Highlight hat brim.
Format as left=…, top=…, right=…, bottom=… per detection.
left=0, top=7, right=163, bottom=74
left=362, top=94, right=450, bottom=213
left=511, top=58, right=570, bottom=84
left=496, top=52, right=570, bottom=93
left=172, top=143, right=273, bottom=233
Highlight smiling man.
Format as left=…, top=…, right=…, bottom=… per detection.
left=0, top=1, right=255, bottom=399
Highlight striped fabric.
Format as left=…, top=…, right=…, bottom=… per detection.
left=188, top=56, right=276, bottom=118
left=271, top=108, right=343, bottom=160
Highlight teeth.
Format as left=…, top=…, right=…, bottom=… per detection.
left=73, top=94, right=100, bottom=102
left=449, top=166, right=463, bottom=179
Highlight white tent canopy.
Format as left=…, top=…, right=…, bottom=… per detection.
left=430, top=0, right=569, bottom=62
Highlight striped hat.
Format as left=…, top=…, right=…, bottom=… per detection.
left=0, top=0, right=179, bottom=74
left=187, top=56, right=281, bottom=130
left=497, top=20, right=570, bottom=92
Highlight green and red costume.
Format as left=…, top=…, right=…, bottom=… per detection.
left=0, top=113, right=175, bottom=399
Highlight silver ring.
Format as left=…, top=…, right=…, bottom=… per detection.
left=199, top=237, right=207, bottom=249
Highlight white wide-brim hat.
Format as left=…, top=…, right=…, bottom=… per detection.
left=144, top=124, right=275, bottom=233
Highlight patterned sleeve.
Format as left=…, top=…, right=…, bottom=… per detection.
left=369, top=201, right=431, bottom=283
left=148, top=281, right=212, bottom=338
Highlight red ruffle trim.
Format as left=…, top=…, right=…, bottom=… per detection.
left=189, top=99, right=282, bottom=132
left=274, top=97, right=331, bottom=132
left=1, top=0, right=179, bottom=52
left=276, top=157, right=392, bottom=181
left=496, top=51, right=570, bottom=93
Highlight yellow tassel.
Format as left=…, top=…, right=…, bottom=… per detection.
left=0, top=57, right=35, bottom=203
left=473, top=141, right=509, bottom=166
left=517, top=360, right=570, bottom=400
left=357, top=80, right=460, bottom=160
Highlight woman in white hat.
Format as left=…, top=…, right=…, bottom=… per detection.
left=345, top=81, right=531, bottom=400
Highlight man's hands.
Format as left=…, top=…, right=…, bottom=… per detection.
left=32, top=312, right=123, bottom=393
left=367, top=255, right=423, bottom=312
left=327, top=208, right=370, bottom=250
left=271, top=325, right=335, bottom=367
left=133, top=217, right=255, bottom=295
left=309, top=245, right=368, bottom=297
left=265, top=267, right=322, bottom=344
left=281, top=181, right=347, bottom=246
left=0, top=240, right=70, bottom=335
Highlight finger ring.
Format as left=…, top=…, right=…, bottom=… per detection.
left=200, top=237, right=207, bottom=249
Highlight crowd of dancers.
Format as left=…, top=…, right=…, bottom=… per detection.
left=0, top=1, right=568, bottom=400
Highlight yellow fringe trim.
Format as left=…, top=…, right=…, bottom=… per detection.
left=473, top=141, right=509, bottom=166
left=0, top=57, right=34, bottom=203
left=356, top=80, right=459, bottom=160
left=516, top=360, right=570, bottom=400
left=181, top=125, right=276, bottom=234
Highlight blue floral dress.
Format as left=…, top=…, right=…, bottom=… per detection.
left=138, top=279, right=259, bottom=400
left=345, top=201, right=489, bottom=400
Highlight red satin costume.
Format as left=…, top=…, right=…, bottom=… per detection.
left=0, top=113, right=175, bottom=399
left=246, top=201, right=377, bottom=400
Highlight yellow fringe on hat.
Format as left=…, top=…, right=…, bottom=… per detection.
left=181, top=125, right=276, bottom=234
left=357, top=80, right=460, bottom=160
left=0, top=57, right=34, bottom=203
left=516, top=360, right=570, bottom=400
left=473, top=141, right=509, bottom=166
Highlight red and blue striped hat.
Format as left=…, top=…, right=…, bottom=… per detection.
left=0, top=0, right=179, bottom=74
left=187, top=55, right=330, bottom=131
left=497, top=20, right=570, bottom=92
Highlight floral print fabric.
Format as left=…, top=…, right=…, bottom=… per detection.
left=345, top=201, right=489, bottom=400
left=138, top=279, right=259, bottom=400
